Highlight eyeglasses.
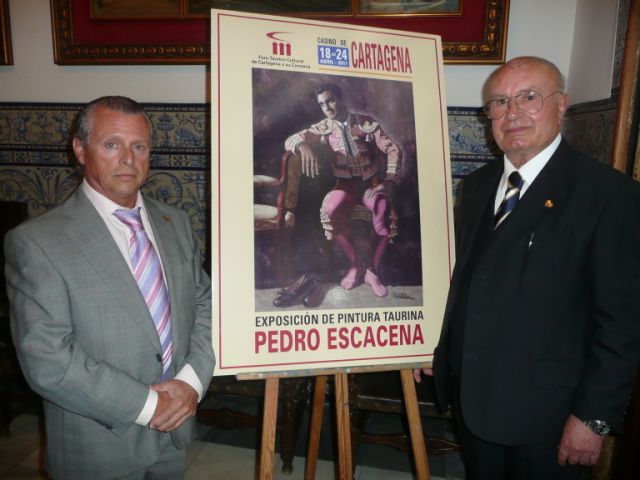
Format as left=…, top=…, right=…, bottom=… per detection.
left=484, top=90, right=562, bottom=119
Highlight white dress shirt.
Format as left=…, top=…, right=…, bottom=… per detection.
left=493, top=133, right=562, bottom=213
left=82, top=181, right=203, bottom=426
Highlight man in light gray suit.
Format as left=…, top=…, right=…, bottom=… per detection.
left=4, top=96, right=214, bottom=479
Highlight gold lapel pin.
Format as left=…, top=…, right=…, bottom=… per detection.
left=162, top=215, right=172, bottom=222
left=544, top=199, right=554, bottom=208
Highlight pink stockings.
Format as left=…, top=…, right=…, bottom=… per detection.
left=320, top=185, right=390, bottom=273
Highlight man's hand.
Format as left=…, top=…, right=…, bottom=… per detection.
left=149, top=380, right=198, bottom=432
left=557, top=414, right=605, bottom=466
left=413, top=367, right=433, bottom=383
left=298, top=143, right=319, bottom=178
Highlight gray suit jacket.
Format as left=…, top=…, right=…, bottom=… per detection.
left=4, top=188, right=214, bottom=479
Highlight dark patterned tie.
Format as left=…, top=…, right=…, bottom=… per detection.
left=340, top=122, right=355, bottom=156
left=494, top=171, right=524, bottom=228
left=113, top=208, right=173, bottom=380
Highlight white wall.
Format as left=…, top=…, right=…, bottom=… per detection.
left=567, top=0, right=619, bottom=104
left=0, top=0, right=614, bottom=107
left=446, top=0, right=577, bottom=106
left=0, top=0, right=208, bottom=103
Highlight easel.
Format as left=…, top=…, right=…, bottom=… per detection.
left=238, top=362, right=431, bottom=480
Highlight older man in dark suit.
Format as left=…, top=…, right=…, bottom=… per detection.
left=5, top=96, right=214, bottom=479
left=416, top=56, right=640, bottom=479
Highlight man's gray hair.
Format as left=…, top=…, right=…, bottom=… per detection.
left=73, top=96, right=152, bottom=145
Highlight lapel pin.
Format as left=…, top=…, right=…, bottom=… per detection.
left=162, top=215, right=172, bottom=222
left=544, top=199, right=554, bottom=208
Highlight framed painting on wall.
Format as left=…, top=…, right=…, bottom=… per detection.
left=51, top=0, right=508, bottom=65
left=185, top=1, right=353, bottom=16
left=89, top=0, right=182, bottom=19
left=357, top=0, right=462, bottom=15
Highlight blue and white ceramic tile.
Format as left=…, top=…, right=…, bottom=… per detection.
left=0, top=104, right=210, bottom=255
left=564, top=97, right=618, bottom=164
left=0, top=94, right=623, bottom=257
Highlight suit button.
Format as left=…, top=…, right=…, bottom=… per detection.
left=156, top=354, right=162, bottom=362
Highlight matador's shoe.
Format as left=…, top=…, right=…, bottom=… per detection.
left=303, top=282, right=326, bottom=308
left=340, top=267, right=360, bottom=290
left=364, top=268, right=388, bottom=297
left=273, top=273, right=320, bottom=307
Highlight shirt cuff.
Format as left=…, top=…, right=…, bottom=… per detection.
left=135, top=389, right=158, bottom=426
left=134, top=364, right=205, bottom=426
left=175, top=363, right=205, bottom=402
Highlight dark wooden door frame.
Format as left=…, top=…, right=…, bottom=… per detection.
left=610, top=2, right=640, bottom=478
left=611, top=0, right=640, bottom=175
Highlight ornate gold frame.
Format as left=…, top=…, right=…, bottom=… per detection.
left=51, top=0, right=509, bottom=65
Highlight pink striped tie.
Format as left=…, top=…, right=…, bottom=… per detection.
left=113, top=208, right=173, bottom=380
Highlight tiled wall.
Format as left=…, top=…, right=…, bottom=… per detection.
left=0, top=100, right=618, bottom=258
left=0, top=103, right=210, bottom=256
left=564, top=95, right=618, bottom=165
left=1, top=0, right=630, bottom=260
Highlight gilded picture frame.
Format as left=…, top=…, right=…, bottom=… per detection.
left=51, top=0, right=508, bottom=65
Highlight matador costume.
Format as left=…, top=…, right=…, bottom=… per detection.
left=285, top=113, right=402, bottom=295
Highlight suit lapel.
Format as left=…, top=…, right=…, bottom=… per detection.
left=62, top=190, right=162, bottom=352
left=456, top=161, right=503, bottom=272
left=487, top=140, right=573, bottom=253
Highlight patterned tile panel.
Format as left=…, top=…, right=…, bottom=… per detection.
left=0, top=165, right=80, bottom=214
left=0, top=103, right=210, bottom=257
left=564, top=96, right=618, bottom=164
left=0, top=99, right=618, bottom=258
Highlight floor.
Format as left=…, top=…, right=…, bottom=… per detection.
left=0, top=414, right=392, bottom=479
left=0, top=393, right=465, bottom=480
left=1, top=273, right=464, bottom=480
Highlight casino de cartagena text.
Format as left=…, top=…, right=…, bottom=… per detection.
left=350, top=41, right=412, bottom=74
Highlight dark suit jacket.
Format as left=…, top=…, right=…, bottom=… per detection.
left=434, top=139, right=640, bottom=445
left=4, top=188, right=214, bottom=479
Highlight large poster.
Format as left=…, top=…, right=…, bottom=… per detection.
left=211, top=9, right=453, bottom=375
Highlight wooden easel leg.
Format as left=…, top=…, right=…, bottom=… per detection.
left=259, top=377, right=279, bottom=480
left=400, top=369, right=431, bottom=480
left=305, top=375, right=328, bottom=480
left=335, top=373, right=353, bottom=480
